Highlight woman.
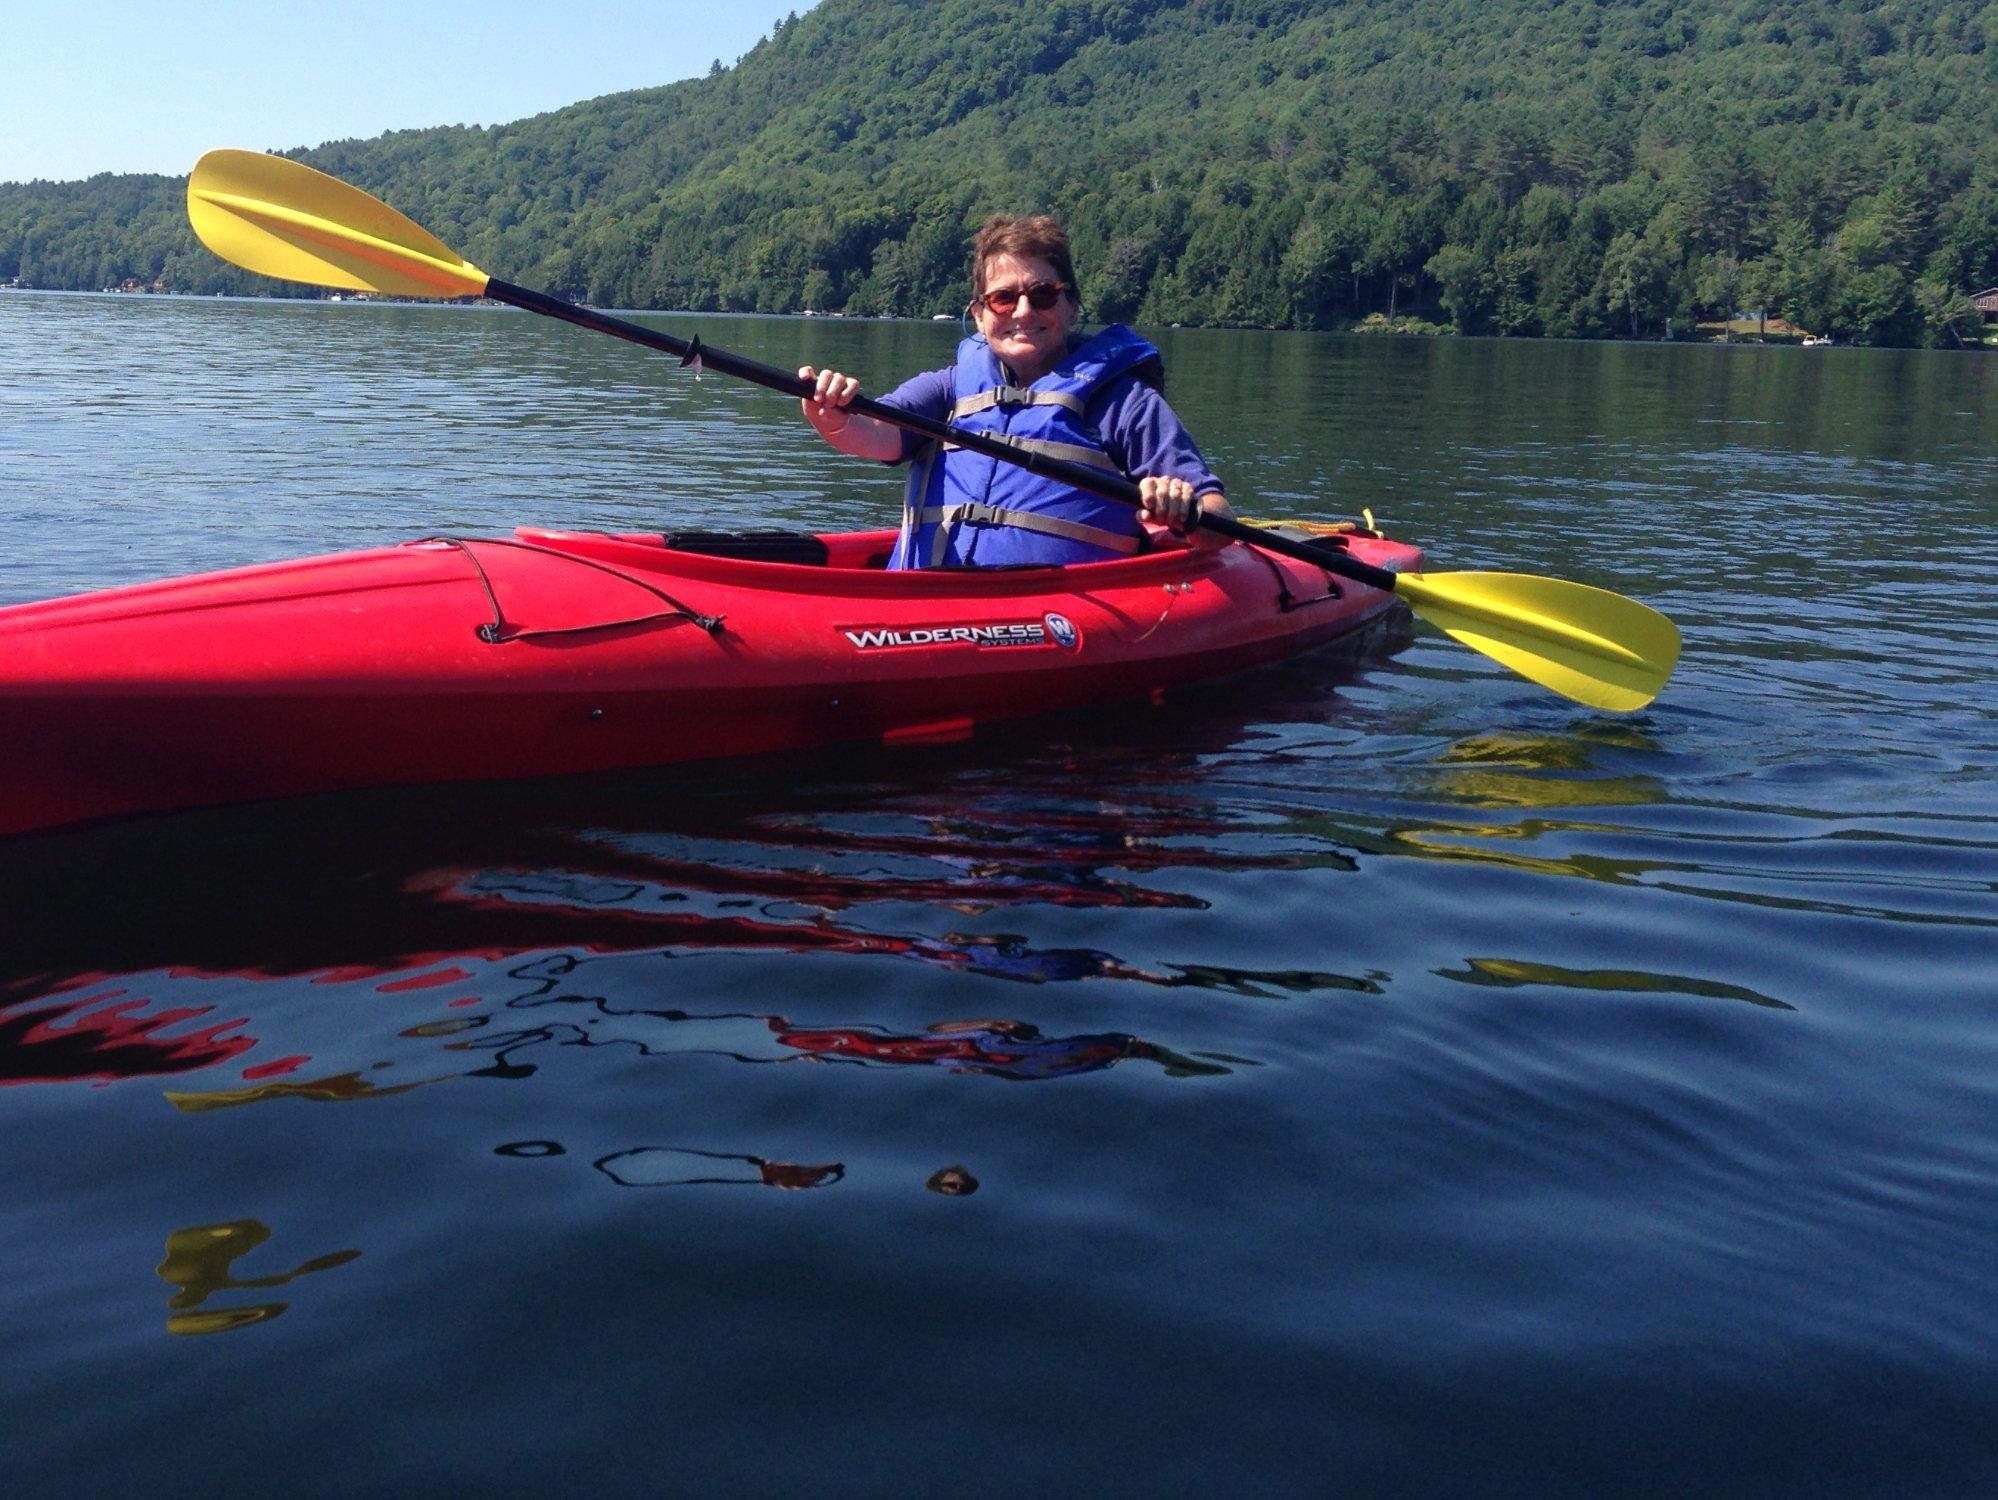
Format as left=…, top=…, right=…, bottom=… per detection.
left=799, top=214, right=1233, bottom=570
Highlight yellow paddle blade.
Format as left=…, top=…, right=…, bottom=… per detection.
left=1395, top=570, right=1681, bottom=712
left=187, top=149, right=488, bottom=299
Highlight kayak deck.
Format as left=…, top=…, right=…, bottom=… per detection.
left=0, top=524, right=1419, bottom=837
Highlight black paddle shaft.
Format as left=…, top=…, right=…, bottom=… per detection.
left=488, top=279, right=1401, bottom=591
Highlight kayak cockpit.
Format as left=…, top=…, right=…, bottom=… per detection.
left=503, top=523, right=1414, bottom=601
left=533, top=524, right=1195, bottom=573
left=506, top=523, right=1232, bottom=597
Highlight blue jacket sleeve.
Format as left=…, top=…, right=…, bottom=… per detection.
left=1088, top=379, right=1226, bottom=496
left=872, top=367, right=954, bottom=464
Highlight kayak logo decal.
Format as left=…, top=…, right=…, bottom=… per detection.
left=840, top=618, right=1079, bottom=652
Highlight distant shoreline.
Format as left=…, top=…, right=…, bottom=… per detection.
left=8, top=285, right=1991, bottom=350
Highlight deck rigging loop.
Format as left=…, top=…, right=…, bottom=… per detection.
left=1242, top=541, right=1345, bottom=614
left=426, top=536, right=727, bottom=643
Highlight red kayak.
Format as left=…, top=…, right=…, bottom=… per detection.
left=0, top=522, right=1418, bottom=837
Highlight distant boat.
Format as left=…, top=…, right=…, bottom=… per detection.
left=1802, top=335, right=1833, bottom=347
left=931, top=313, right=953, bottom=321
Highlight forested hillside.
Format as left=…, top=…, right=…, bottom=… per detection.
left=5, top=0, right=1995, bottom=345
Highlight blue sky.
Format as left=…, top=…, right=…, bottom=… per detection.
left=2, top=1, right=816, bottom=184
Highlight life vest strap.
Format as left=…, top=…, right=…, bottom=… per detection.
left=920, top=501, right=1146, bottom=562
left=949, top=386, right=1088, bottom=419
left=941, top=432, right=1123, bottom=473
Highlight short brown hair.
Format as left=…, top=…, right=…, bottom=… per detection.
left=971, top=214, right=1078, bottom=301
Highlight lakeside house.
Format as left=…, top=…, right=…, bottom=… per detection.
left=1974, top=288, right=1998, bottom=325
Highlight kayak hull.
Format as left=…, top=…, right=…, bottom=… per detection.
left=0, top=525, right=1419, bottom=837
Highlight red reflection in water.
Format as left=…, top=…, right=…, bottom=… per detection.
left=452, top=1003, right=1228, bottom=1084
left=241, top=1055, right=309, bottom=1080
left=0, top=749, right=1332, bottom=1091
left=769, top=1018, right=1199, bottom=1080
left=0, top=820, right=1274, bottom=1092
left=0, top=988, right=254, bottom=1086
left=374, top=967, right=477, bottom=993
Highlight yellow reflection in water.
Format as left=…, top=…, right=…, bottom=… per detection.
left=1429, top=731, right=1667, bottom=811
left=1449, top=957, right=1794, bottom=1010
left=1389, top=824, right=1643, bottom=884
left=167, top=1305, right=287, bottom=1336
left=155, top=1219, right=361, bottom=1336
left=164, top=1069, right=439, bottom=1113
left=1426, top=769, right=1663, bottom=811
left=1282, top=728, right=1680, bottom=887
left=1436, top=727, right=1663, bottom=770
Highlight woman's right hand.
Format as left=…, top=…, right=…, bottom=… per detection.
left=796, top=366, right=904, bottom=463
left=799, top=366, right=861, bottom=437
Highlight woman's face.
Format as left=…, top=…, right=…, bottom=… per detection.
left=971, top=252, right=1078, bottom=382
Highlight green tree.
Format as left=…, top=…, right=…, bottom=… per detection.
left=1836, top=264, right=1919, bottom=346
left=1737, top=255, right=1778, bottom=339
left=1913, top=272, right=1980, bottom=349
left=798, top=267, right=834, bottom=312
left=1596, top=232, right=1673, bottom=338
left=1425, top=243, right=1489, bottom=333
left=1492, top=249, right=1537, bottom=336
left=1276, top=219, right=1343, bottom=329
left=1695, top=252, right=1741, bottom=338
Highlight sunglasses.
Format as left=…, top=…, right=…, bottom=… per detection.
left=975, top=280, right=1069, bottom=315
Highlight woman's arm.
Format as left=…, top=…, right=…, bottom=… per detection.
left=798, top=366, right=906, bottom=463
left=1099, top=380, right=1234, bottom=544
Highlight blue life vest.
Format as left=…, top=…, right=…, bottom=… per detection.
left=887, top=326, right=1161, bottom=570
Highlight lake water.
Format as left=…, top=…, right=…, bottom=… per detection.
left=2, top=290, right=1995, bottom=1493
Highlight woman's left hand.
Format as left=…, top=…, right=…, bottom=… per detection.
left=1138, top=478, right=1231, bottom=542
left=1137, top=475, right=1200, bottom=531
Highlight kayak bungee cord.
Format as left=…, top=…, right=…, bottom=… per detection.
left=426, top=536, right=726, bottom=644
